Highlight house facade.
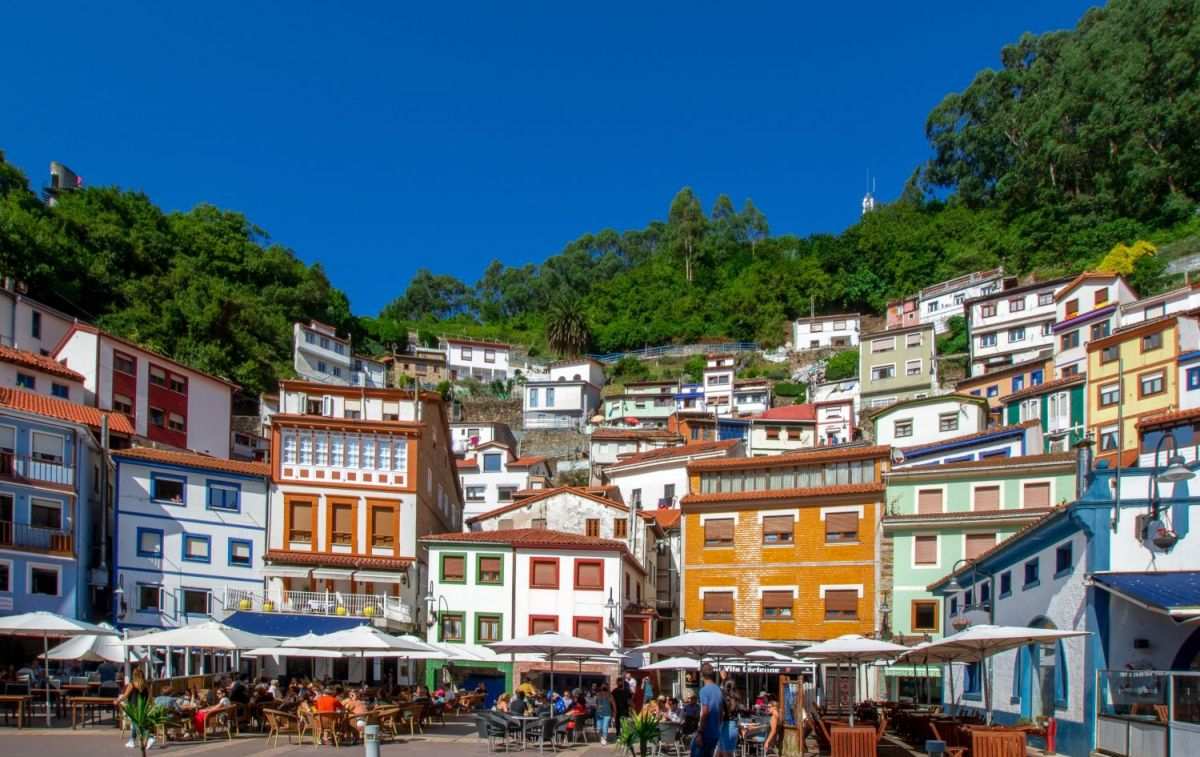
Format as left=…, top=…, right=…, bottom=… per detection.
left=445, top=338, right=510, bottom=383
left=1052, top=273, right=1139, bottom=379
left=966, top=278, right=1068, bottom=376
left=0, top=288, right=78, bottom=358
left=793, top=314, right=860, bottom=350
left=815, top=400, right=855, bottom=446
left=589, top=428, right=682, bottom=484
left=111, top=447, right=269, bottom=629
left=448, top=422, right=518, bottom=457
left=523, top=359, right=605, bottom=430
left=869, top=395, right=990, bottom=449
left=603, top=381, right=679, bottom=428
left=0, top=346, right=87, bottom=404
left=1002, top=375, right=1088, bottom=455
left=732, top=380, right=771, bottom=416
left=674, top=384, right=706, bottom=414
left=859, top=324, right=938, bottom=411
left=889, top=269, right=1009, bottom=334
left=703, top=355, right=737, bottom=418
left=383, top=347, right=450, bottom=390
left=601, top=440, right=744, bottom=512
left=956, top=357, right=1051, bottom=424
left=293, top=320, right=353, bottom=385
left=1118, top=283, right=1200, bottom=327
left=457, top=442, right=551, bottom=522
left=895, top=421, right=1043, bottom=468
left=748, top=405, right=816, bottom=455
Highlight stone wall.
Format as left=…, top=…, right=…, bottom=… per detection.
left=459, top=397, right=523, bottom=429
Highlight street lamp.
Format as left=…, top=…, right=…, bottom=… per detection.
left=943, top=558, right=993, bottom=628
left=424, top=581, right=450, bottom=629
left=1141, top=432, right=1195, bottom=550
left=878, top=595, right=892, bottom=641
left=604, top=588, right=620, bottom=636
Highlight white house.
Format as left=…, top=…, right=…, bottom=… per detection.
left=747, top=405, right=817, bottom=455
left=915, top=268, right=1011, bottom=334
left=966, top=277, right=1069, bottom=376
left=894, top=420, right=1044, bottom=469
left=293, top=320, right=353, bottom=384
left=702, top=355, right=737, bottom=417
left=0, top=288, right=78, bottom=357
left=1118, top=282, right=1200, bottom=327
left=815, top=400, right=855, bottom=446
left=111, top=446, right=269, bottom=629
left=869, top=395, right=991, bottom=449
left=445, top=338, right=511, bottom=383
left=811, top=378, right=861, bottom=420
left=523, top=359, right=605, bottom=430
left=1052, top=272, right=1139, bottom=378
left=53, top=324, right=237, bottom=458
left=457, top=442, right=552, bottom=522
left=793, top=314, right=861, bottom=350
left=601, top=439, right=743, bottom=510
left=589, top=427, right=683, bottom=484
left=732, top=380, right=771, bottom=416
left=0, top=346, right=86, bottom=404
left=448, top=422, right=518, bottom=456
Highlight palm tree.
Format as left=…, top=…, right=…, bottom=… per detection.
left=545, top=296, right=591, bottom=358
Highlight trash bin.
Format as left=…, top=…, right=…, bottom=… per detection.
left=364, top=724, right=380, bottom=757
left=925, top=740, right=947, bottom=755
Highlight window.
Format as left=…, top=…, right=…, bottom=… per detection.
left=112, top=394, right=133, bottom=415
left=1095, top=288, right=1109, bottom=306
left=917, top=489, right=943, bottom=514
left=484, top=349, right=496, bottom=363
left=1060, top=331, right=1079, bottom=350
left=1055, top=542, right=1073, bottom=574
left=46, top=382, right=69, bottom=399
left=497, top=486, right=517, bottom=502
left=1101, top=345, right=1119, bottom=364
left=149, top=366, right=167, bottom=388
left=762, top=515, right=794, bottom=544
left=461, top=347, right=474, bottom=360
left=15, top=373, right=34, bottom=390
left=167, top=374, right=186, bottom=394
left=370, top=507, right=395, bottom=547
left=478, top=555, right=502, bottom=584
left=183, top=534, right=210, bottom=563
left=530, top=558, right=558, bottom=588
left=871, top=365, right=895, bottom=381
left=810, top=322, right=825, bottom=333
left=31, top=432, right=63, bottom=463
left=614, top=519, right=627, bottom=539
left=906, top=332, right=923, bottom=347
left=999, top=571, right=1012, bottom=596
left=440, top=613, right=465, bottom=642
left=288, top=500, right=313, bottom=543
left=229, top=539, right=252, bottom=567
left=914, top=535, right=937, bottom=566
left=482, top=454, right=502, bottom=472
left=965, top=662, right=982, bottom=697
left=30, top=311, right=41, bottom=339
left=704, top=518, right=734, bottom=546
left=894, top=420, right=913, bottom=438
left=1064, top=299, right=1079, bottom=318
left=1031, top=369, right=1043, bottom=386
left=1100, top=383, right=1120, bottom=406
left=545, top=387, right=555, bottom=405
left=762, top=591, right=793, bottom=619
left=1042, top=322, right=1054, bottom=336
left=1100, top=425, right=1119, bottom=451
left=1189, top=367, right=1200, bottom=391
left=764, top=425, right=781, bottom=440
left=167, top=413, right=185, bottom=433
left=939, top=413, right=959, bottom=432
left=529, top=616, right=558, bottom=634
left=477, top=615, right=502, bottom=643
left=138, top=585, right=161, bottom=612
left=574, top=617, right=603, bottom=643
left=465, top=486, right=485, bottom=502
left=574, top=560, right=603, bottom=590
left=950, top=597, right=959, bottom=615
left=906, top=360, right=922, bottom=376
left=703, top=591, right=734, bottom=620
left=872, top=338, right=895, bottom=353
left=114, top=352, right=136, bottom=375
left=825, top=512, right=859, bottom=543
left=986, top=385, right=999, bottom=398
left=1141, top=371, right=1165, bottom=397
left=1012, top=376, right=1025, bottom=392
left=1039, top=292, right=1055, bottom=306
left=1143, top=331, right=1164, bottom=352
left=979, top=334, right=997, bottom=348
left=824, top=590, right=858, bottom=620
left=1024, top=482, right=1051, bottom=509
left=151, top=475, right=185, bottom=504
left=981, top=303, right=997, bottom=318
left=585, top=519, right=600, bottom=537
left=330, top=504, right=354, bottom=546
left=1090, top=322, right=1110, bottom=341
left=149, top=407, right=165, bottom=428
left=528, top=388, right=538, bottom=407
left=207, top=482, right=239, bottom=511
left=441, top=554, right=466, bottom=583
left=182, top=589, right=210, bottom=615
left=973, top=486, right=1000, bottom=512
left=1024, top=558, right=1040, bottom=587
left=136, top=528, right=162, bottom=557
left=965, top=533, right=995, bottom=559
left=912, top=600, right=938, bottom=632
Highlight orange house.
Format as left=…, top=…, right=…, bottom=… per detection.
left=680, top=445, right=890, bottom=643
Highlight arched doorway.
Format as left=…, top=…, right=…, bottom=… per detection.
left=1169, top=623, right=1200, bottom=671
left=1028, top=617, right=1066, bottom=719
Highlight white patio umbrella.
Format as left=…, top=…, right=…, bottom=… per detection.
left=300, top=625, right=431, bottom=684
left=40, top=622, right=142, bottom=663
left=640, top=656, right=701, bottom=672
left=800, top=634, right=910, bottom=724
left=632, top=630, right=789, bottom=661
left=900, top=641, right=976, bottom=711
left=0, top=611, right=118, bottom=726
left=921, top=624, right=1090, bottom=724
left=119, top=620, right=279, bottom=651
left=489, top=631, right=612, bottom=693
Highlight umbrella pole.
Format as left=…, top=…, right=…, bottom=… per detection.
left=982, top=650, right=991, bottom=726
left=44, top=631, right=51, bottom=727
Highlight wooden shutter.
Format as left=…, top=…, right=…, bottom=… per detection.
left=914, top=535, right=937, bottom=565
left=443, top=555, right=465, bottom=582
left=371, top=508, right=395, bottom=547
left=575, top=561, right=603, bottom=589
left=965, top=533, right=995, bottom=559
left=703, top=592, right=734, bottom=618
left=532, top=559, right=557, bottom=587
left=332, top=504, right=353, bottom=544
left=825, top=512, right=859, bottom=540
left=289, top=502, right=312, bottom=540
left=1023, top=482, right=1051, bottom=509
left=824, top=590, right=858, bottom=613
left=704, top=518, right=734, bottom=543
left=917, top=489, right=943, bottom=515
left=762, top=591, right=793, bottom=616
left=973, top=486, right=1000, bottom=511
left=762, top=515, right=793, bottom=541
left=531, top=616, right=557, bottom=634
left=575, top=618, right=603, bottom=643
left=479, top=556, right=502, bottom=581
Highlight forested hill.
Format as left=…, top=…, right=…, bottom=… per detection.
left=1, top=0, right=1198, bottom=395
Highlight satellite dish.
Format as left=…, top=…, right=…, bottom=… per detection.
left=890, top=448, right=906, bottom=465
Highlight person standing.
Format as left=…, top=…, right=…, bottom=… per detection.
left=716, top=680, right=741, bottom=757
left=642, top=676, right=654, bottom=706
left=693, top=665, right=723, bottom=757
left=115, top=667, right=151, bottom=750
left=612, top=677, right=630, bottom=731
left=595, top=683, right=614, bottom=746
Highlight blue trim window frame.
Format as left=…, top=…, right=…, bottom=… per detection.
left=964, top=661, right=983, bottom=699
left=228, top=538, right=252, bottom=568
left=999, top=571, right=1012, bottom=597
left=986, top=385, right=999, bottom=398
left=206, top=479, right=241, bottom=512
left=1024, top=557, right=1040, bottom=588
left=182, top=533, right=211, bottom=563
left=950, top=597, right=959, bottom=616
left=1055, top=542, right=1073, bottom=577
left=1012, top=376, right=1025, bottom=392
left=1030, top=369, right=1043, bottom=386
left=1188, top=366, right=1200, bottom=391
left=150, top=472, right=187, bottom=505
left=135, top=527, right=164, bottom=558
left=51, top=383, right=69, bottom=399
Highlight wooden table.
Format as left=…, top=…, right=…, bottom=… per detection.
left=0, top=694, right=32, bottom=728
left=68, top=696, right=118, bottom=729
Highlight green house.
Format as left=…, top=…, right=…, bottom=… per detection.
left=1000, top=375, right=1087, bottom=454
left=881, top=454, right=1077, bottom=701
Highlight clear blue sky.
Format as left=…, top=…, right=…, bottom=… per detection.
left=3, top=2, right=1100, bottom=316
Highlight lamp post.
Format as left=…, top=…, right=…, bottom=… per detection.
left=604, top=588, right=620, bottom=637
left=423, top=581, right=450, bottom=631
left=943, top=558, right=994, bottom=629
left=878, top=595, right=892, bottom=641
left=1141, top=433, right=1194, bottom=550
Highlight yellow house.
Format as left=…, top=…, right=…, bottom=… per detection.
left=680, top=445, right=890, bottom=644
left=1086, top=313, right=1200, bottom=458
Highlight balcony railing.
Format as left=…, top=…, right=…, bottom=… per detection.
left=0, top=521, right=73, bottom=555
left=0, top=452, right=74, bottom=487
left=217, top=588, right=413, bottom=625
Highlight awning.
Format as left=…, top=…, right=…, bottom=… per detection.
left=352, top=571, right=406, bottom=583
left=222, top=611, right=363, bottom=639
left=883, top=665, right=942, bottom=678
left=1091, top=571, right=1200, bottom=620
left=312, top=568, right=356, bottom=580
left=262, top=565, right=313, bottom=579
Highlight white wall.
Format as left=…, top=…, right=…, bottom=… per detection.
left=816, top=402, right=854, bottom=445
left=446, top=342, right=511, bottom=379
left=605, top=462, right=690, bottom=510
left=793, top=316, right=860, bottom=349
left=749, top=423, right=814, bottom=455
left=874, top=399, right=987, bottom=448
left=0, top=363, right=84, bottom=403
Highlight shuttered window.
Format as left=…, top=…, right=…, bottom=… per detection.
left=531, top=558, right=558, bottom=588
left=762, top=591, right=794, bottom=618
left=1023, top=482, right=1051, bottom=509
left=917, top=489, right=943, bottom=515
left=965, top=533, right=996, bottom=559
left=973, top=486, right=1000, bottom=512
left=574, top=618, right=603, bottom=643
left=478, top=556, right=502, bottom=584
left=370, top=507, right=395, bottom=547
left=574, top=560, right=603, bottom=590
left=289, top=501, right=313, bottom=543
left=825, top=512, right=859, bottom=543
left=762, top=515, right=794, bottom=544
left=914, top=535, right=938, bottom=566
left=704, top=518, right=734, bottom=546
left=530, top=616, right=558, bottom=634
left=703, top=591, right=734, bottom=619
left=824, top=590, right=858, bottom=619
left=331, top=504, right=354, bottom=545
left=441, top=555, right=465, bottom=583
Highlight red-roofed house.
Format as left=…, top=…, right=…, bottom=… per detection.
left=748, top=404, right=817, bottom=455
left=0, top=345, right=86, bottom=403
left=815, top=399, right=856, bottom=447
left=457, top=441, right=552, bottom=521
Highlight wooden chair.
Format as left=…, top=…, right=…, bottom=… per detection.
left=264, top=709, right=302, bottom=747
left=372, top=705, right=401, bottom=741
left=314, top=710, right=346, bottom=747
left=874, top=712, right=888, bottom=741
left=829, top=725, right=876, bottom=757
left=198, top=704, right=237, bottom=741
left=970, top=729, right=1026, bottom=757
left=397, top=702, right=424, bottom=734
left=929, top=721, right=966, bottom=757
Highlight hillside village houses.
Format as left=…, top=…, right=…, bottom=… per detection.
left=965, top=277, right=1069, bottom=377
left=292, top=319, right=387, bottom=388
left=445, top=337, right=511, bottom=383
left=858, top=323, right=938, bottom=411
left=792, top=313, right=860, bottom=350
left=603, top=380, right=679, bottom=428
left=887, top=268, right=1010, bottom=334
left=521, top=358, right=605, bottom=430
left=1051, top=272, right=1139, bottom=379
left=456, top=441, right=552, bottom=521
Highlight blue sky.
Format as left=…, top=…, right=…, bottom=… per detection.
left=3, top=2, right=1099, bottom=315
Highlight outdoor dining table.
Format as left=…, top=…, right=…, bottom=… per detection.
left=30, top=687, right=67, bottom=718
left=0, top=694, right=32, bottom=728
left=68, top=696, right=119, bottom=729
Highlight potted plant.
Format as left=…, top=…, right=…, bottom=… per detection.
left=335, top=606, right=348, bottom=616
left=1153, top=527, right=1179, bottom=551
left=363, top=605, right=376, bottom=618
left=616, top=713, right=661, bottom=757
left=262, top=601, right=275, bottom=612
left=951, top=616, right=971, bottom=631
left=238, top=598, right=252, bottom=610
left=121, top=698, right=169, bottom=757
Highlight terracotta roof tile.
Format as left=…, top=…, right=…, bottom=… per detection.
left=0, top=346, right=86, bottom=382
left=420, top=528, right=629, bottom=551
left=456, top=459, right=478, bottom=470
left=688, top=443, right=889, bottom=471
left=609, top=440, right=740, bottom=469
left=753, top=405, right=817, bottom=422
left=650, top=509, right=682, bottom=528
left=1053, top=271, right=1125, bottom=302
left=1001, top=374, right=1086, bottom=402
left=509, top=456, right=549, bottom=468
left=1095, top=448, right=1139, bottom=468
left=264, top=550, right=414, bottom=570
left=886, top=453, right=1075, bottom=475
left=899, top=421, right=1038, bottom=454
left=681, top=482, right=886, bottom=505
left=112, top=446, right=269, bottom=477
left=1136, top=406, right=1200, bottom=429
left=0, top=388, right=135, bottom=435
left=927, top=506, right=1069, bottom=591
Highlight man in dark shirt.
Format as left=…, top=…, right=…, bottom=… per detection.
left=692, top=665, right=722, bottom=757
left=509, top=691, right=529, bottom=716
left=612, top=678, right=630, bottom=727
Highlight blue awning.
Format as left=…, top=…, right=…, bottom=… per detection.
left=222, top=611, right=365, bottom=638
left=1091, top=572, right=1200, bottom=620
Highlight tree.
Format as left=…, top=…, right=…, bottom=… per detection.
left=825, top=350, right=859, bottom=381
left=545, top=296, right=591, bottom=358
left=667, top=187, right=706, bottom=282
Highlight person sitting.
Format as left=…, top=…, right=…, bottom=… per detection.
left=509, top=691, right=529, bottom=716
left=192, top=687, right=231, bottom=735
left=662, top=697, right=683, bottom=723
left=640, top=697, right=662, bottom=720
left=495, top=693, right=511, bottom=712
left=566, top=695, right=588, bottom=734
left=315, top=688, right=341, bottom=713
left=745, top=700, right=782, bottom=754
left=345, top=690, right=369, bottom=741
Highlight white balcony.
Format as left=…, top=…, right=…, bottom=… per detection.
left=216, top=588, right=414, bottom=626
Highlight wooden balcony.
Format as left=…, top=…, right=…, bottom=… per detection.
left=0, top=521, right=74, bottom=555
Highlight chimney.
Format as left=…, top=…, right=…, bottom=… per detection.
left=1075, top=434, right=1095, bottom=498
